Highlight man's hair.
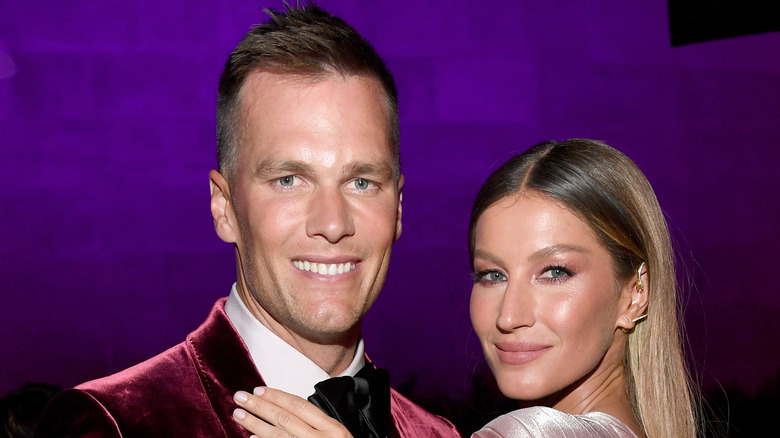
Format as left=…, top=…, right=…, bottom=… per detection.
left=216, top=3, right=400, bottom=181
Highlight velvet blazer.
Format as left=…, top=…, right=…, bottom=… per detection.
left=35, top=298, right=460, bottom=438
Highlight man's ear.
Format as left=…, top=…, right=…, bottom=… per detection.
left=209, top=169, right=238, bottom=244
left=394, top=174, right=404, bottom=241
left=616, top=263, right=649, bottom=331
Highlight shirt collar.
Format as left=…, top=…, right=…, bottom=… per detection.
left=224, top=283, right=365, bottom=399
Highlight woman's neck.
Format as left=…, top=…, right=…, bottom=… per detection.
left=549, top=338, right=645, bottom=437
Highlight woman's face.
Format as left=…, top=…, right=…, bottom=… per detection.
left=470, top=193, right=633, bottom=405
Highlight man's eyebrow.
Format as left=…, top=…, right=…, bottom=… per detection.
left=252, top=158, right=314, bottom=178
left=527, top=244, right=589, bottom=263
left=342, top=161, right=394, bottom=180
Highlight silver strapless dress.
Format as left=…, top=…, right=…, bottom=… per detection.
left=472, top=406, right=639, bottom=438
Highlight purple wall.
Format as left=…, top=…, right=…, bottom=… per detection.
left=2, top=0, right=779, bottom=404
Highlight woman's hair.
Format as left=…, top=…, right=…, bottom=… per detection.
left=469, top=139, right=698, bottom=438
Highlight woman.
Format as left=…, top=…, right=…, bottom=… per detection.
left=232, top=139, right=699, bottom=437
left=466, top=139, right=698, bottom=437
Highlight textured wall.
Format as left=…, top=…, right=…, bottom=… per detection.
left=2, top=0, right=779, bottom=406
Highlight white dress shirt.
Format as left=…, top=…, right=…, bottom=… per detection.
left=224, top=283, right=366, bottom=399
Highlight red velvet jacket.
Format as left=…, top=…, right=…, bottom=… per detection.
left=35, top=299, right=460, bottom=438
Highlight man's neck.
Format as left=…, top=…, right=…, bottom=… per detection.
left=299, top=338, right=359, bottom=377
left=225, top=286, right=367, bottom=398
left=236, top=286, right=361, bottom=376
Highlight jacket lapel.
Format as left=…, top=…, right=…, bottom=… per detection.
left=186, top=298, right=266, bottom=437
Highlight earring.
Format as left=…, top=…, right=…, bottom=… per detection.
left=631, top=262, right=647, bottom=324
left=636, top=262, right=645, bottom=293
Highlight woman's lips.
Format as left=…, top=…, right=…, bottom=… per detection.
left=494, top=342, right=552, bottom=365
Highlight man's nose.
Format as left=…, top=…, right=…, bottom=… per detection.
left=496, top=282, right=535, bottom=332
left=305, top=186, right=356, bottom=243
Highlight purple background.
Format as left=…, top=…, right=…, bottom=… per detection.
left=2, top=0, right=779, bottom=407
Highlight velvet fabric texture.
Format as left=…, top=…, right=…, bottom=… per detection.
left=34, top=299, right=460, bottom=438
left=472, top=407, right=638, bottom=438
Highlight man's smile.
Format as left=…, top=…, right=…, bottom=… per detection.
left=293, top=260, right=357, bottom=276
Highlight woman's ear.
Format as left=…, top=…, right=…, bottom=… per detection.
left=209, top=169, right=239, bottom=244
left=616, top=262, right=649, bottom=331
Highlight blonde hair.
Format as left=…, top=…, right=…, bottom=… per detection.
left=469, top=139, right=698, bottom=437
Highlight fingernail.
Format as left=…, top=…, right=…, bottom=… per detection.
left=253, top=386, right=265, bottom=396
left=233, top=391, right=248, bottom=403
left=233, top=408, right=246, bottom=420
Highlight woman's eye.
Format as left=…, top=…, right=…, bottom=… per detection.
left=353, top=178, right=371, bottom=190
left=539, top=266, right=572, bottom=281
left=473, top=270, right=507, bottom=284
left=277, top=176, right=296, bottom=187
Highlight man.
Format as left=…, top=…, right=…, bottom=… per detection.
left=35, top=4, right=459, bottom=438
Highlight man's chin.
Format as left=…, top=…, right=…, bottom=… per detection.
left=293, top=311, right=364, bottom=341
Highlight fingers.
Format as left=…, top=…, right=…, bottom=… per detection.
left=233, top=387, right=352, bottom=438
left=232, top=405, right=285, bottom=438
left=254, top=387, right=339, bottom=430
left=233, top=388, right=310, bottom=436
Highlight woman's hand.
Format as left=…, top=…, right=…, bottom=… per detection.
left=233, top=387, right=354, bottom=438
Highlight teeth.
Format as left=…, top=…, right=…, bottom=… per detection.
left=294, top=260, right=355, bottom=276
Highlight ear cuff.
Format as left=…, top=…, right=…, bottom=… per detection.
left=632, top=262, right=647, bottom=324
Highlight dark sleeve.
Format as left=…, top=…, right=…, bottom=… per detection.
left=34, top=389, right=123, bottom=438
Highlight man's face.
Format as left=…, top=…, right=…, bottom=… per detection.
left=212, top=71, right=402, bottom=344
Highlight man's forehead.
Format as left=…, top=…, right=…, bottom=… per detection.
left=231, top=69, right=397, bottom=185
left=238, top=70, right=386, bottom=106
left=234, top=71, right=393, bottom=149
left=242, top=70, right=323, bottom=94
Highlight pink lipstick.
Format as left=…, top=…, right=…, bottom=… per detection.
left=494, top=342, right=551, bottom=365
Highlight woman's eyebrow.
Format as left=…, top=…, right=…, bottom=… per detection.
left=527, top=244, right=589, bottom=263
left=472, top=249, right=505, bottom=268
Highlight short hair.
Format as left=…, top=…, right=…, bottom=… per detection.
left=469, top=139, right=698, bottom=438
left=216, top=3, right=400, bottom=181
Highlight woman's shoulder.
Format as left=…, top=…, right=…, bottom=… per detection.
left=472, top=406, right=639, bottom=438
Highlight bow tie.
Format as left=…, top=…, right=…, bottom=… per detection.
left=308, top=363, right=398, bottom=438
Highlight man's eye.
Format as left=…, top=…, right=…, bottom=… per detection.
left=277, top=176, right=296, bottom=187
left=353, top=178, right=371, bottom=190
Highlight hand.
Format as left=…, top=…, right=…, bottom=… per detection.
left=233, top=387, right=354, bottom=438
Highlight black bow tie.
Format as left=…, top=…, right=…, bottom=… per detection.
left=308, top=363, right=398, bottom=438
